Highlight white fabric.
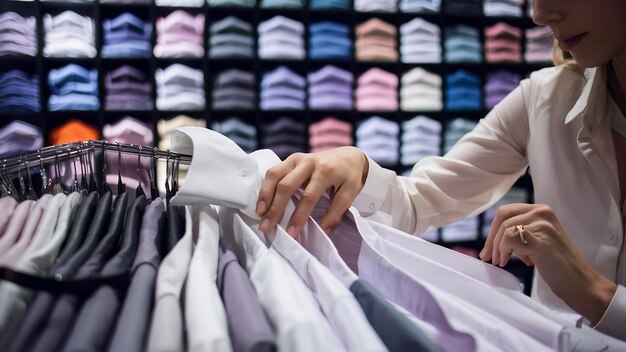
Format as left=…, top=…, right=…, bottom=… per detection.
left=344, top=207, right=556, bottom=351
left=185, top=204, right=232, bottom=352
left=169, top=128, right=371, bottom=351
left=372, top=220, right=626, bottom=350
left=355, top=65, right=626, bottom=340
left=0, top=197, right=18, bottom=236
left=43, top=11, right=95, bottom=58
left=147, top=206, right=194, bottom=352
left=218, top=206, right=344, bottom=351
left=0, top=194, right=52, bottom=265
left=267, top=204, right=387, bottom=351
left=0, top=193, right=77, bottom=338
left=0, top=200, right=35, bottom=255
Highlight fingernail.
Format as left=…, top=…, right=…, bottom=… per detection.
left=479, top=249, right=485, bottom=259
left=256, top=200, right=266, bottom=215
left=260, top=218, right=270, bottom=233
left=287, top=225, right=296, bottom=237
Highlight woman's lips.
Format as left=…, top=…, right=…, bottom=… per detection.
left=559, top=33, right=587, bottom=51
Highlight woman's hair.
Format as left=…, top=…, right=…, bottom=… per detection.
left=551, top=40, right=584, bottom=72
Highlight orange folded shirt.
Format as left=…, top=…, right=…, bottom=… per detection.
left=49, top=119, right=100, bottom=145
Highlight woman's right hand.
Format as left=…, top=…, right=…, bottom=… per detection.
left=257, top=146, right=369, bottom=237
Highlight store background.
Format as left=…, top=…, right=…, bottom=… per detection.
left=0, top=0, right=552, bottom=293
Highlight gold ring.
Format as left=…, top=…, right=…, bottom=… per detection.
left=516, top=225, right=528, bottom=244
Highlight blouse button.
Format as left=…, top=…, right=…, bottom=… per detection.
left=369, top=203, right=375, bottom=209
left=608, top=233, right=617, bottom=246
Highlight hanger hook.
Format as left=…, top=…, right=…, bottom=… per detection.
left=117, top=142, right=126, bottom=195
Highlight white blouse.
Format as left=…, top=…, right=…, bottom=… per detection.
left=355, top=64, right=626, bottom=340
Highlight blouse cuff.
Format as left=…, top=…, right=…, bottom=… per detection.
left=594, top=284, right=626, bottom=341
left=352, top=156, right=395, bottom=217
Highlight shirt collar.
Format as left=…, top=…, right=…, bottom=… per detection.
left=564, top=65, right=609, bottom=131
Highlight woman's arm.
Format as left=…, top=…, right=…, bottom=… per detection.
left=258, top=78, right=533, bottom=237
left=353, top=80, right=533, bottom=235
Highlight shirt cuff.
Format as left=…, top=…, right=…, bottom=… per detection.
left=594, top=284, right=626, bottom=341
left=352, top=155, right=395, bottom=217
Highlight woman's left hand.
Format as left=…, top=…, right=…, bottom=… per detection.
left=479, top=203, right=617, bottom=325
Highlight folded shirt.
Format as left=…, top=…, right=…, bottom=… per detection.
left=48, top=64, right=99, bottom=111
left=0, top=12, right=36, bottom=56
left=0, top=120, right=43, bottom=157
left=43, top=11, right=96, bottom=58
left=156, top=64, right=205, bottom=111
left=154, top=10, right=204, bottom=58
left=102, top=12, right=151, bottom=58
left=0, top=70, right=40, bottom=112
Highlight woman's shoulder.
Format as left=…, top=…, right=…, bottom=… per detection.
left=522, top=65, right=589, bottom=113
left=526, top=65, right=587, bottom=92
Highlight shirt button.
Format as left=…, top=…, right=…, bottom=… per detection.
left=369, top=203, right=375, bottom=209
left=609, top=233, right=617, bottom=246
left=238, top=169, right=249, bottom=178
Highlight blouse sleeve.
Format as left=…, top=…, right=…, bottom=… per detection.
left=594, top=285, right=626, bottom=340
left=353, top=78, right=533, bottom=235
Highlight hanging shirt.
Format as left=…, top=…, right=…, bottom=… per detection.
left=147, top=205, right=194, bottom=352
left=4, top=195, right=54, bottom=267
left=167, top=127, right=438, bottom=352
left=0, top=199, right=35, bottom=256
left=0, top=193, right=68, bottom=341
left=61, top=196, right=147, bottom=352
left=217, top=240, right=277, bottom=352
left=184, top=204, right=232, bottom=352
left=107, top=198, right=166, bottom=352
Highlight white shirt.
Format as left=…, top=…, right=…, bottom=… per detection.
left=169, top=128, right=374, bottom=351
left=217, top=206, right=344, bottom=351
left=354, top=64, right=626, bottom=340
left=147, top=206, right=194, bottom=352
left=0, top=193, right=77, bottom=338
left=268, top=202, right=387, bottom=351
left=184, top=204, right=232, bottom=351
left=371, top=219, right=626, bottom=350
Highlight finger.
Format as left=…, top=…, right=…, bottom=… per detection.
left=259, top=159, right=314, bottom=233
left=480, top=203, right=536, bottom=261
left=285, top=171, right=330, bottom=238
left=498, top=226, right=522, bottom=267
left=498, top=224, right=536, bottom=267
left=257, top=156, right=299, bottom=216
left=318, top=182, right=360, bottom=234
left=490, top=211, right=534, bottom=266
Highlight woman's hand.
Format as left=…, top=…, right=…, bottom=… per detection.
left=480, top=203, right=617, bottom=325
left=257, top=146, right=369, bottom=237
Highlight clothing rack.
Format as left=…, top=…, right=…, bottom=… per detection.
left=0, top=140, right=193, bottom=173
left=0, top=140, right=193, bottom=201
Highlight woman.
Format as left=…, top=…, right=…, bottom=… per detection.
left=256, top=0, right=626, bottom=340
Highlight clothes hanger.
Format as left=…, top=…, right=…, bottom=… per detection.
left=116, top=142, right=126, bottom=195
left=24, top=156, right=38, bottom=200
left=87, top=143, right=98, bottom=193
left=39, top=153, right=53, bottom=195
left=72, top=156, right=81, bottom=193
left=79, top=153, right=89, bottom=193
left=164, top=150, right=172, bottom=204
left=101, top=140, right=111, bottom=194
left=16, top=160, right=27, bottom=201
left=135, top=145, right=145, bottom=198
left=150, top=147, right=159, bottom=200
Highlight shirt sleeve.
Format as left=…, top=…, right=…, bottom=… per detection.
left=594, top=285, right=626, bottom=341
left=353, top=79, right=533, bottom=235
